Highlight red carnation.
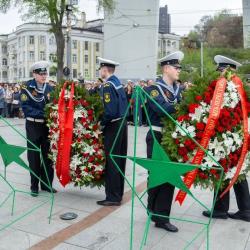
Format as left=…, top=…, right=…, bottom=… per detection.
left=189, top=103, right=199, bottom=114
left=196, top=131, right=203, bottom=139
left=196, top=122, right=205, bottom=131
left=199, top=172, right=208, bottom=179
left=88, top=109, right=94, bottom=116
left=178, top=147, right=188, bottom=156
left=195, top=95, right=203, bottom=102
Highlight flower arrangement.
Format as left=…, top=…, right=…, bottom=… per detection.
left=162, top=74, right=250, bottom=190
left=46, top=82, right=105, bottom=188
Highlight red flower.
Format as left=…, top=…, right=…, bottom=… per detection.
left=199, top=172, right=208, bottom=179
left=196, top=122, right=205, bottom=131
left=188, top=103, right=199, bottom=114
left=183, top=155, right=189, bottom=162
left=175, top=139, right=180, bottom=145
left=178, top=147, right=188, bottom=156
left=84, top=134, right=92, bottom=139
left=88, top=109, right=94, bottom=116
left=210, top=169, right=217, bottom=175
left=195, top=95, right=203, bottom=102
left=196, top=131, right=203, bottom=139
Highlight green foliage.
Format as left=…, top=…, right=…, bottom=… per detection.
left=185, top=10, right=243, bottom=49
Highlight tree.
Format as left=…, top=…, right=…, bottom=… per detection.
left=0, top=0, right=114, bottom=81
left=186, top=10, right=243, bottom=49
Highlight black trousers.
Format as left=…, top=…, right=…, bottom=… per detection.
left=146, top=130, right=175, bottom=223
left=103, top=120, right=128, bottom=202
left=214, top=178, right=250, bottom=212
left=26, top=120, right=54, bottom=190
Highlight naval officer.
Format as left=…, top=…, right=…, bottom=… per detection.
left=96, top=57, right=128, bottom=206
left=145, top=51, right=185, bottom=232
left=20, top=61, right=56, bottom=197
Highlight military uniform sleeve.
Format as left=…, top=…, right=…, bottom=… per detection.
left=101, top=83, right=119, bottom=125
left=146, top=87, right=175, bottom=114
left=20, top=88, right=44, bottom=118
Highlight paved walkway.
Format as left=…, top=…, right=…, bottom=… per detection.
left=0, top=119, right=250, bottom=250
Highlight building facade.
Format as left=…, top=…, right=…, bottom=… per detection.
left=158, top=33, right=181, bottom=58
left=159, top=5, right=171, bottom=34
left=0, top=21, right=103, bottom=83
left=243, top=0, right=250, bottom=48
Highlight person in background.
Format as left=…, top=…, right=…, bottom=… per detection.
left=124, top=80, right=134, bottom=125
left=11, top=86, right=21, bottom=118
left=5, top=85, right=13, bottom=118
left=0, top=84, right=4, bottom=116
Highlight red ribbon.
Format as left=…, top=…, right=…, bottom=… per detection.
left=175, top=77, right=227, bottom=205
left=56, top=82, right=75, bottom=187
left=219, top=75, right=249, bottom=198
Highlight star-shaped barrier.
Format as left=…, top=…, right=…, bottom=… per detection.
left=0, top=116, right=54, bottom=232
left=109, top=86, right=224, bottom=250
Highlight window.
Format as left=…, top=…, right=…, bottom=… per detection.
left=72, top=54, right=77, bottom=63
left=84, top=69, right=89, bottom=77
left=73, top=69, right=77, bottom=78
left=40, top=51, right=45, bottom=60
left=40, top=36, right=46, bottom=45
left=96, top=56, right=98, bottom=64
left=172, top=41, right=176, bottom=48
left=22, top=37, right=25, bottom=46
left=2, top=71, right=7, bottom=78
left=23, top=52, right=25, bottom=61
left=18, top=37, right=21, bottom=48
left=29, top=51, right=34, bottom=61
left=49, top=36, right=55, bottom=45
left=19, top=68, right=22, bottom=77
left=2, top=58, right=7, bottom=66
left=96, top=70, right=99, bottom=77
left=49, top=53, right=56, bottom=62
left=96, top=43, right=99, bottom=52
left=84, top=41, right=88, bottom=50
left=29, top=36, right=34, bottom=45
left=84, top=55, right=88, bottom=63
left=167, top=40, right=171, bottom=47
left=1, top=45, right=7, bottom=53
left=23, top=67, right=25, bottom=78
left=72, top=40, right=77, bottom=49
left=29, top=71, right=33, bottom=77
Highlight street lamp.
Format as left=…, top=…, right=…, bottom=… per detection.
left=200, top=26, right=204, bottom=78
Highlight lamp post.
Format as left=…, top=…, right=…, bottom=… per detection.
left=65, top=2, right=73, bottom=80
left=200, top=26, right=204, bottom=78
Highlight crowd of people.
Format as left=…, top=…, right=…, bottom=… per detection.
left=0, top=83, right=22, bottom=118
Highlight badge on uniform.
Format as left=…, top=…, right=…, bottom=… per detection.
left=150, top=90, right=159, bottom=98
left=164, top=91, right=171, bottom=98
left=104, top=93, right=111, bottom=103
left=21, top=94, right=28, bottom=102
left=32, top=90, right=38, bottom=96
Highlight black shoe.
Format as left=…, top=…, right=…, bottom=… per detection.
left=228, top=211, right=250, bottom=222
left=96, top=200, right=121, bottom=206
left=30, top=189, right=38, bottom=197
left=202, top=210, right=228, bottom=219
left=41, top=187, right=58, bottom=193
left=155, top=222, right=178, bottom=232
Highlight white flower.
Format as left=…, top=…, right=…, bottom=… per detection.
left=172, top=132, right=178, bottom=139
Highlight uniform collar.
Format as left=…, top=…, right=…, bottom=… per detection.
left=156, top=79, right=179, bottom=96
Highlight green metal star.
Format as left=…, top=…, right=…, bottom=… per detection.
left=129, top=140, right=198, bottom=196
left=0, top=136, right=29, bottom=169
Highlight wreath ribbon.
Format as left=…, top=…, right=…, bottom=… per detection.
left=175, top=77, right=227, bottom=205
left=56, top=82, right=75, bottom=187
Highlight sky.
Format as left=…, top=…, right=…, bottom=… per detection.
left=0, top=0, right=243, bottom=36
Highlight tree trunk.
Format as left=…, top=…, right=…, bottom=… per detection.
left=54, top=30, right=65, bottom=82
